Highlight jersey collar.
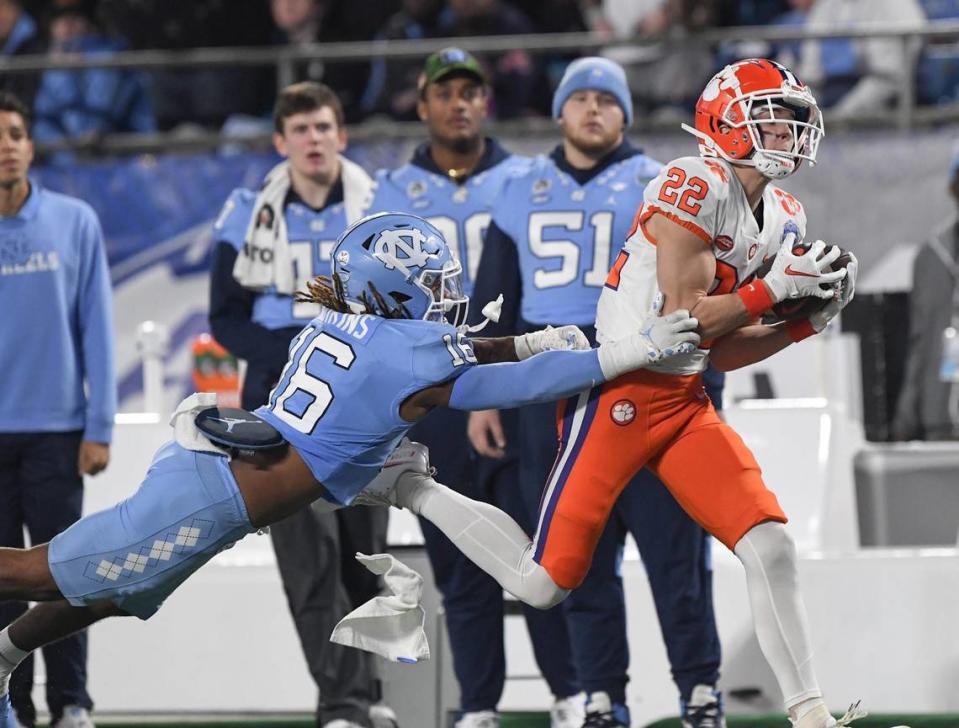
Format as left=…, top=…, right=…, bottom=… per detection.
left=411, top=137, right=510, bottom=183
left=286, top=175, right=344, bottom=213
left=7, top=178, right=41, bottom=220
left=549, top=140, right=641, bottom=186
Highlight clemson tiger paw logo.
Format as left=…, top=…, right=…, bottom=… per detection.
left=610, top=399, right=636, bottom=426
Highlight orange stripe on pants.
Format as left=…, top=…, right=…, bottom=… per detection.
left=535, top=369, right=786, bottom=589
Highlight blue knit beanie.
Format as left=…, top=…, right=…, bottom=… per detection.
left=552, top=57, right=633, bottom=126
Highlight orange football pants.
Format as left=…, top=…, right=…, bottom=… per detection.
left=532, top=368, right=787, bottom=590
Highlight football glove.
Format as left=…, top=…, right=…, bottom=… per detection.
left=597, top=308, right=700, bottom=380
left=514, top=325, right=591, bottom=360
left=763, top=236, right=846, bottom=302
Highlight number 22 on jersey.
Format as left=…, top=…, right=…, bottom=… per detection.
left=658, top=167, right=709, bottom=216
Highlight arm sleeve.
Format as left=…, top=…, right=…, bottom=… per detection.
left=208, top=242, right=297, bottom=368
left=469, top=220, right=522, bottom=336
left=78, top=210, right=117, bottom=443
left=447, top=349, right=604, bottom=411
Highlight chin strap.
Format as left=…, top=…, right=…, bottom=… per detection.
left=460, top=294, right=504, bottom=334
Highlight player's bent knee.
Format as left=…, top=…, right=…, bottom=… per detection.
left=738, top=521, right=798, bottom=577
left=517, top=558, right=570, bottom=610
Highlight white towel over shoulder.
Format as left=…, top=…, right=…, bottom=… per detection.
left=231, top=156, right=374, bottom=294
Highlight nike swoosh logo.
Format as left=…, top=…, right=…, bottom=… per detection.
left=784, top=265, right=819, bottom=278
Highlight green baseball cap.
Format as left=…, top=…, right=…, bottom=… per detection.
left=421, top=47, right=487, bottom=88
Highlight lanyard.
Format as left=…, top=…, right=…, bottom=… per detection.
left=929, top=223, right=959, bottom=326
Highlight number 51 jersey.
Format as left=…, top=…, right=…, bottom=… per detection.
left=596, top=155, right=808, bottom=374
left=254, top=308, right=476, bottom=506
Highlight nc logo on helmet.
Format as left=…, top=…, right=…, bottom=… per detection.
left=373, top=227, right=433, bottom=271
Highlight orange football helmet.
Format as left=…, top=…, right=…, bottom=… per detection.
left=681, top=58, right=824, bottom=179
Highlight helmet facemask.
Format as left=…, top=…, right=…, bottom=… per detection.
left=418, top=259, right=469, bottom=328
left=742, top=94, right=823, bottom=179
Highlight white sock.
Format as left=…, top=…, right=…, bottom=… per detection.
left=734, top=522, right=822, bottom=709
left=790, top=697, right=828, bottom=723
left=0, top=628, right=29, bottom=697
left=401, top=473, right=569, bottom=610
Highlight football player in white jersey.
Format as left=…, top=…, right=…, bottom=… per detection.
left=387, top=58, right=864, bottom=728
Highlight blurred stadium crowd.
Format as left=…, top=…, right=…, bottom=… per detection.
left=2, top=0, right=959, bottom=148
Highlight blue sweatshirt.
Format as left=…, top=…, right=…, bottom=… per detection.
left=0, top=181, right=116, bottom=442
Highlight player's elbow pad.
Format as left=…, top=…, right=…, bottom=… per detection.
left=447, top=349, right=606, bottom=411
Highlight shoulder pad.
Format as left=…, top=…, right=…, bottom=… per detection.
left=642, top=156, right=729, bottom=243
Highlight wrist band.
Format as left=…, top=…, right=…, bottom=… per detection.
left=736, top=281, right=775, bottom=318
left=785, top=319, right=816, bottom=343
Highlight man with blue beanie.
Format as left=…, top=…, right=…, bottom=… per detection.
left=551, top=56, right=634, bottom=126
left=0, top=91, right=113, bottom=728
left=470, top=56, right=726, bottom=728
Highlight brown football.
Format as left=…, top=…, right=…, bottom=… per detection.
left=754, top=244, right=852, bottom=323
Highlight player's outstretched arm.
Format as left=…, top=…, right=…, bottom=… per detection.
left=401, top=312, right=699, bottom=418
left=470, top=325, right=591, bottom=364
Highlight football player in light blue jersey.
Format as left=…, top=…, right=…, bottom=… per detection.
left=207, top=81, right=385, bottom=728
left=469, top=58, right=725, bottom=728
left=0, top=212, right=700, bottom=728
left=365, top=49, right=581, bottom=728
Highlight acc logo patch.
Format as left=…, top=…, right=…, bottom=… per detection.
left=532, top=178, right=551, bottom=194
left=610, top=399, right=636, bottom=426
left=407, top=181, right=426, bottom=199
left=714, top=235, right=734, bottom=252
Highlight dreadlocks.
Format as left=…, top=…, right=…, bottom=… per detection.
left=296, top=275, right=349, bottom=312
left=296, top=275, right=413, bottom=319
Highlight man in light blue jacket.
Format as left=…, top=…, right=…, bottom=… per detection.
left=0, top=90, right=114, bottom=728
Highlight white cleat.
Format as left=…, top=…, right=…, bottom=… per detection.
left=793, top=701, right=868, bottom=728
left=52, top=706, right=95, bottom=728
left=353, top=440, right=433, bottom=508
left=369, top=703, right=399, bottom=728
left=454, top=710, right=500, bottom=728
left=550, top=692, right=586, bottom=728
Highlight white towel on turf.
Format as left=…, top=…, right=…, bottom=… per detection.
left=330, top=552, right=430, bottom=663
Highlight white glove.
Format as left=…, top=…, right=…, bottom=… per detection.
left=514, top=325, right=591, bottom=360
left=763, top=236, right=847, bottom=302
left=838, top=250, right=858, bottom=308
left=804, top=250, right=857, bottom=335
left=597, top=307, right=700, bottom=380
left=808, top=296, right=842, bottom=334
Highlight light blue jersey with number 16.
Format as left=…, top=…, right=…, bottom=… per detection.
left=255, top=307, right=476, bottom=506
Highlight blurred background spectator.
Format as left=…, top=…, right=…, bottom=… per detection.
left=599, top=0, right=717, bottom=118
left=31, top=0, right=155, bottom=145
left=0, top=0, right=45, bottom=110
left=893, top=144, right=959, bottom=442
left=791, top=0, right=926, bottom=117
left=269, top=0, right=399, bottom=122
left=360, top=0, right=445, bottom=120
left=102, top=0, right=274, bottom=130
